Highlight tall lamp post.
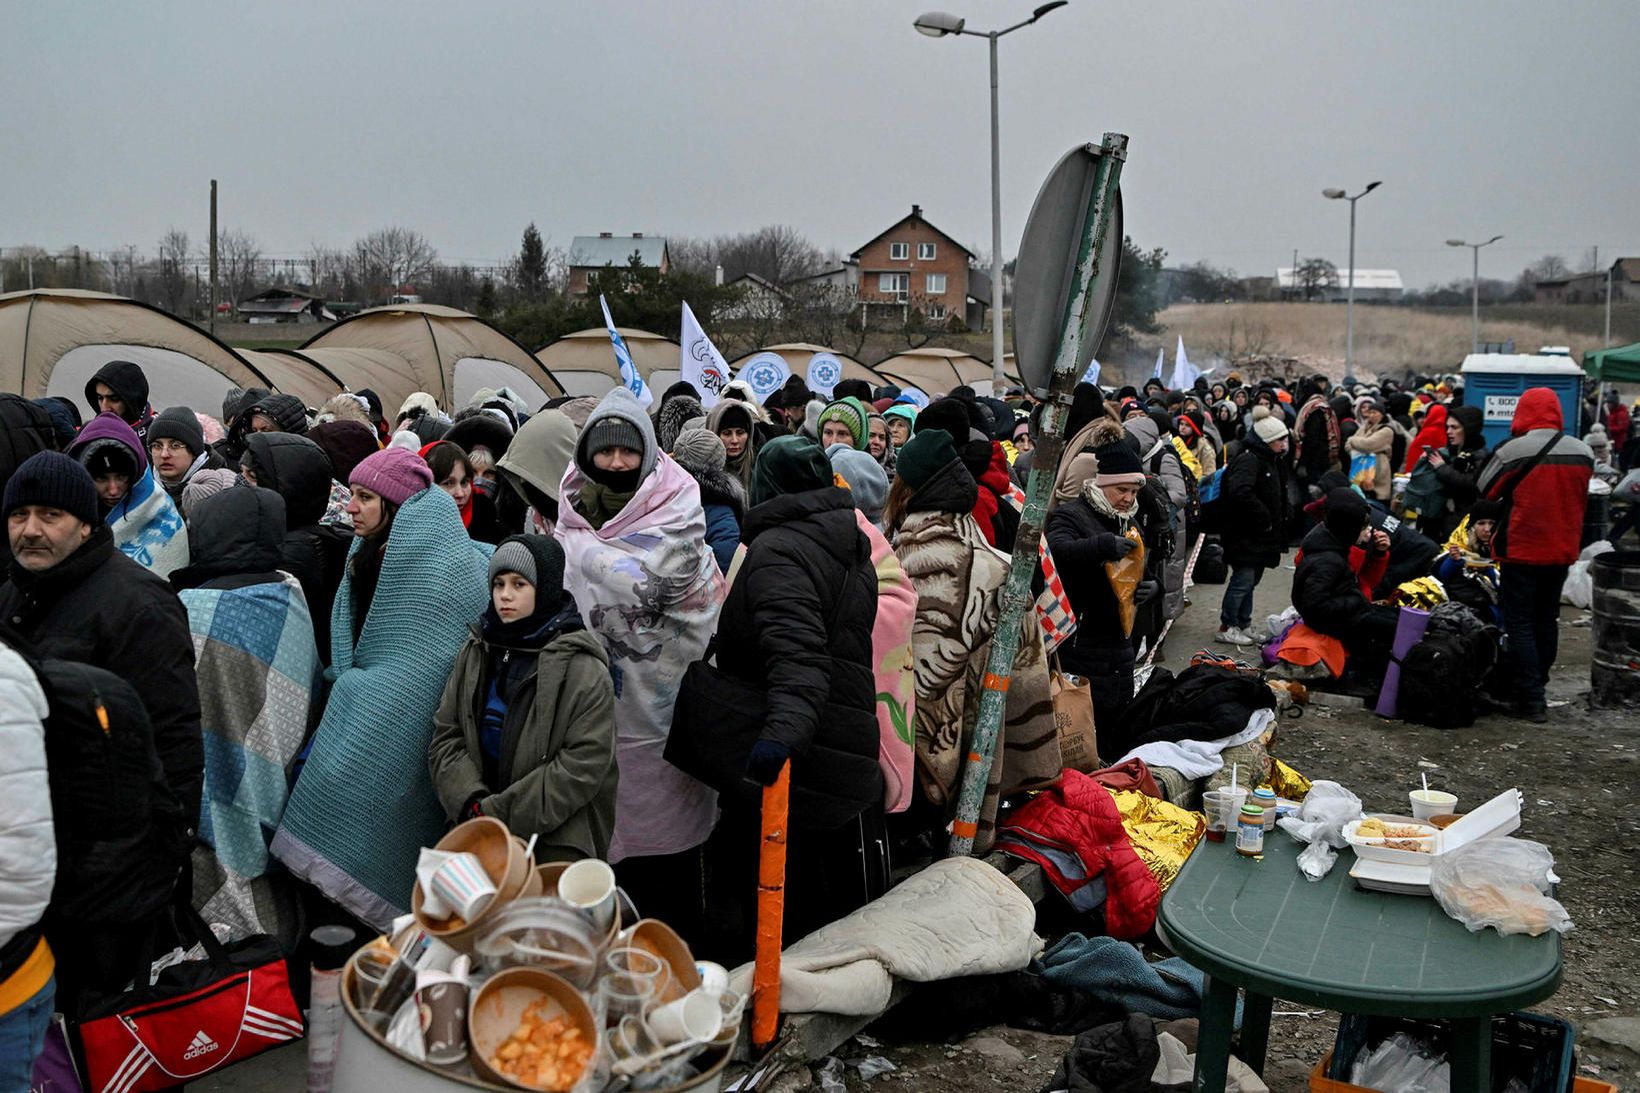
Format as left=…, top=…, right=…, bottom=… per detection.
left=1322, top=181, right=1381, bottom=382
left=915, top=1, right=1068, bottom=388
left=1446, top=235, right=1504, bottom=354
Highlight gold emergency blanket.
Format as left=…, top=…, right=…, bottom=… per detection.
left=1389, top=576, right=1448, bottom=609
left=1107, top=788, right=1204, bottom=894
left=1265, top=759, right=1312, bottom=801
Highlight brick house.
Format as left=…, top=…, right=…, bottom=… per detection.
left=850, top=205, right=986, bottom=330
left=566, top=232, right=670, bottom=297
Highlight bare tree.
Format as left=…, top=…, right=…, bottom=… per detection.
left=666, top=236, right=717, bottom=278
left=788, top=282, right=868, bottom=359
left=351, top=226, right=438, bottom=303
left=216, top=228, right=264, bottom=309
left=304, top=244, right=352, bottom=300
left=715, top=225, right=822, bottom=287
left=156, top=229, right=192, bottom=315
left=1294, top=257, right=1338, bottom=301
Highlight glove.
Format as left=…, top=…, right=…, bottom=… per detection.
left=1134, top=579, right=1161, bottom=606
left=745, top=739, right=792, bottom=787
left=1104, top=535, right=1138, bottom=561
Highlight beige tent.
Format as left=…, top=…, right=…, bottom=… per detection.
left=234, top=349, right=343, bottom=410
left=535, top=327, right=682, bottom=397
left=267, top=347, right=429, bottom=414
left=301, top=303, right=563, bottom=411
left=727, top=343, right=886, bottom=390
left=0, top=289, right=274, bottom=409
left=874, top=346, right=1019, bottom=396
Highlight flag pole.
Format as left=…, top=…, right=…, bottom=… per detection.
left=948, top=133, right=1129, bottom=857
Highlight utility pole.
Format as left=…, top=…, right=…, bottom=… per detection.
left=1606, top=265, right=1614, bottom=346
left=209, top=179, right=218, bottom=334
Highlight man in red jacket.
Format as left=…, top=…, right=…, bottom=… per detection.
left=1477, top=388, right=1594, bottom=721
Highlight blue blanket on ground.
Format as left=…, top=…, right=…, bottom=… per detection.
left=1035, top=932, right=1238, bottom=1023
left=272, top=487, right=490, bottom=929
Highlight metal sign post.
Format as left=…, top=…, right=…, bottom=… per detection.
left=948, top=134, right=1128, bottom=857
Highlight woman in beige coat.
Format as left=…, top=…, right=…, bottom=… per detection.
left=1345, top=398, right=1397, bottom=501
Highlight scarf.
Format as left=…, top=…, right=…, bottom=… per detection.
left=1292, top=394, right=1341, bottom=468
left=1082, top=478, right=1135, bottom=533
left=574, top=480, right=637, bottom=530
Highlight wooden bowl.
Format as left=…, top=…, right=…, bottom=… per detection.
left=468, top=967, right=596, bottom=1090
left=534, top=862, right=569, bottom=898
left=618, top=919, right=701, bottom=1005
left=1428, top=813, right=1463, bottom=829
left=411, top=818, right=535, bottom=951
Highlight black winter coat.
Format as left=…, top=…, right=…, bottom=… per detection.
left=1045, top=497, right=1137, bottom=678
left=0, top=525, right=203, bottom=835
left=714, top=486, right=881, bottom=829
left=1292, top=523, right=1379, bottom=638
left=242, top=432, right=347, bottom=658
left=0, top=395, right=58, bottom=569
left=1220, top=434, right=1287, bottom=568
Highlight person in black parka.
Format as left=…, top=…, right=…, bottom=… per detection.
left=1421, top=403, right=1489, bottom=542
left=1292, top=488, right=1400, bottom=680
left=240, top=432, right=352, bottom=662
left=83, top=359, right=153, bottom=442
left=701, top=434, right=884, bottom=965
left=1216, top=413, right=1290, bottom=645
left=1046, top=441, right=1148, bottom=752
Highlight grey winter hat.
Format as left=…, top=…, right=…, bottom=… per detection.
left=575, top=387, right=658, bottom=481
left=670, top=428, right=726, bottom=475
left=488, top=534, right=566, bottom=597
left=827, top=444, right=888, bottom=525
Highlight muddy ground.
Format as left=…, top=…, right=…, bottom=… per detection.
left=795, top=551, right=1640, bottom=1093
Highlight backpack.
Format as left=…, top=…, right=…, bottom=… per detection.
left=35, top=657, right=186, bottom=925
left=1193, top=537, right=1228, bottom=584
left=1395, top=629, right=1493, bottom=729
left=1398, top=455, right=1444, bottom=519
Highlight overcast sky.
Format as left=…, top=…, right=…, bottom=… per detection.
left=6, top=0, right=1638, bottom=290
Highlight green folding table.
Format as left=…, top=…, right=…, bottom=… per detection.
left=1156, top=832, right=1562, bottom=1093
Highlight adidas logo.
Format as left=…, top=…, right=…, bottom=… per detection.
left=183, top=1031, right=219, bottom=1060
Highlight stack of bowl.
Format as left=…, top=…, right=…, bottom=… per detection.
left=412, top=817, right=544, bottom=953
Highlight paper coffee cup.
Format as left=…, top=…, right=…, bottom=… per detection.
left=559, top=859, right=617, bottom=932
left=429, top=851, right=497, bottom=922
left=415, top=978, right=469, bottom=1065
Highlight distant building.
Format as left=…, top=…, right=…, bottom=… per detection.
left=718, top=272, right=790, bottom=320
left=1536, top=259, right=1640, bottom=304
left=1240, top=275, right=1278, bottom=301
left=1275, top=267, right=1403, bottom=303
left=236, top=287, right=331, bottom=324
left=567, top=233, right=670, bottom=296
left=788, top=260, right=859, bottom=293
left=851, top=205, right=985, bottom=330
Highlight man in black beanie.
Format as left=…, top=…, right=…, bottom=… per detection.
left=1292, top=487, right=1399, bottom=682
left=778, top=376, right=813, bottom=434
left=147, top=406, right=226, bottom=505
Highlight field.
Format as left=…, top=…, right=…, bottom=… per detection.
left=1146, top=301, right=1640, bottom=385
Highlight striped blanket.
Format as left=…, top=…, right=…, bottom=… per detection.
left=180, top=574, right=321, bottom=939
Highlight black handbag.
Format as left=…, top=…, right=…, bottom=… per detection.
left=664, top=638, right=769, bottom=796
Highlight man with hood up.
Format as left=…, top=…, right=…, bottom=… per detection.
left=84, top=359, right=153, bottom=442
left=495, top=408, right=579, bottom=536
left=1477, top=388, right=1594, bottom=722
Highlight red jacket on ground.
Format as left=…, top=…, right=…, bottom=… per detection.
left=1478, top=388, right=1594, bottom=567
left=994, top=768, right=1161, bottom=940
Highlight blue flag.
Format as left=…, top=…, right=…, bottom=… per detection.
left=600, top=294, right=652, bottom=408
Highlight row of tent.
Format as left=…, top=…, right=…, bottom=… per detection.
left=0, top=289, right=1022, bottom=417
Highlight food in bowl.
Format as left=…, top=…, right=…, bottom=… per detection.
left=488, top=999, right=593, bottom=1092
left=1356, top=818, right=1434, bottom=840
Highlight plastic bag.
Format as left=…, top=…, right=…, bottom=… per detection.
left=1562, top=540, right=1615, bottom=608
left=1349, top=1032, right=1450, bottom=1093
left=1429, top=837, right=1574, bottom=937
left=1276, top=781, right=1362, bottom=881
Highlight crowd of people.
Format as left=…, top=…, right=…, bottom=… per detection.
left=0, top=353, right=1625, bottom=1085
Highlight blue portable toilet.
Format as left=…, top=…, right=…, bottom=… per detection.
left=1459, top=354, right=1585, bottom=448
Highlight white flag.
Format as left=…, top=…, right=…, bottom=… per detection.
left=1170, top=335, right=1200, bottom=391
left=738, top=352, right=792, bottom=404
left=1080, top=358, right=1102, bottom=386
left=679, top=302, right=731, bottom=409
left=600, top=294, right=652, bottom=408
left=807, top=353, right=844, bottom=398
left=1152, top=347, right=1165, bottom=380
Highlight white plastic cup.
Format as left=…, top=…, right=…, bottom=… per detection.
left=1203, top=788, right=1248, bottom=833
left=694, top=961, right=730, bottom=997
left=645, top=989, right=722, bottom=1046
left=1409, top=789, right=1458, bottom=821
left=559, top=859, right=618, bottom=932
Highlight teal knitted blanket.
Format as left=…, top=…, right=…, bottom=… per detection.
left=272, top=487, right=490, bottom=928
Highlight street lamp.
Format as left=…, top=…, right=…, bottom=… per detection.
left=1446, top=235, right=1504, bottom=354
left=1323, top=180, right=1382, bottom=382
left=915, top=1, right=1068, bottom=388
